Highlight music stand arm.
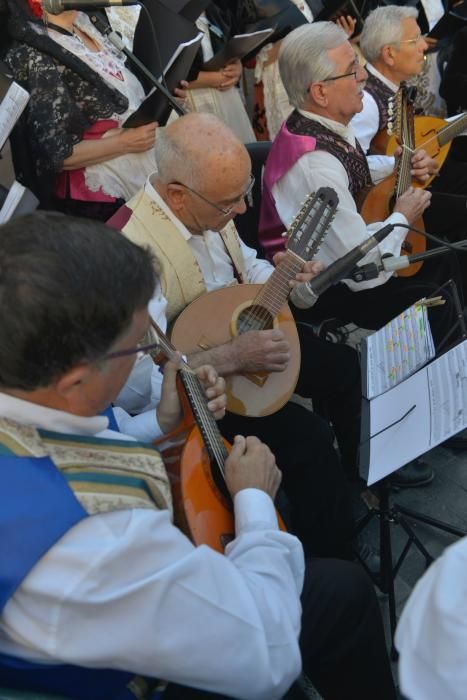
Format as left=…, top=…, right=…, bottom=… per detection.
left=89, top=11, right=186, bottom=118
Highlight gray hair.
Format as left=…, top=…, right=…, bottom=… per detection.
left=153, top=125, right=200, bottom=189
left=360, top=5, right=419, bottom=63
left=278, top=22, right=348, bottom=109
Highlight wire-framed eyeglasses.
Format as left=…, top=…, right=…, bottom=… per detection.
left=172, top=174, right=255, bottom=217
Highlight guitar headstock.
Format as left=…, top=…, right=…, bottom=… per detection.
left=387, top=82, right=417, bottom=145
left=287, top=187, right=339, bottom=261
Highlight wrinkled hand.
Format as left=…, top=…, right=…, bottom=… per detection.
left=424, top=36, right=438, bottom=50
left=119, top=121, right=157, bottom=154
left=272, top=252, right=325, bottom=287
left=174, top=80, right=188, bottom=101
left=394, top=186, right=432, bottom=224
left=224, top=435, right=282, bottom=500
left=193, top=364, right=227, bottom=420
left=219, top=59, right=242, bottom=90
left=156, top=353, right=184, bottom=435
left=231, top=329, right=290, bottom=373
left=335, top=15, right=357, bottom=37
left=395, top=146, right=439, bottom=183
left=157, top=355, right=226, bottom=434
left=410, top=148, right=439, bottom=182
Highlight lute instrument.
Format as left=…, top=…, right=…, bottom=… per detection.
left=171, top=187, right=338, bottom=418
left=360, top=83, right=426, bottom=277
left=150, top=323, right=286, bottom=553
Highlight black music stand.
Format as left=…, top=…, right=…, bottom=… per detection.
left=356, top=279, right=467, bottom=656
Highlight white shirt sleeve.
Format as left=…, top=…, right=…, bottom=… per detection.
left=272, top=150, right=409, bottom=290
left=112, top=405, right=163, bottom=442
left=396, top=536, right=467, bottom=700
left=1, top=493, right=304, bottom=700
left=351, top=91, right=380, bottom=154
left=238, top=236, right=274, bottom=284
left=351, top=92, right=396, bottom=183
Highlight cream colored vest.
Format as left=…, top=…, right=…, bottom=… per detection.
left=120, top=189, right=246, bottom=322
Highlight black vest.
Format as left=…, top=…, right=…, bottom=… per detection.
left=364, top=69, right=395, bottom=132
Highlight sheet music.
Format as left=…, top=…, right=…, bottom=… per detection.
left=362, top=339, right=467, bottom=485
left=0, top=80, right=29, bottom=152
left=363, top=303, right=435, bottom=399
left=428, top=340, right=467, bottom=444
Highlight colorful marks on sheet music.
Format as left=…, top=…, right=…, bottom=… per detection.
left=383, top=306, right=430, bottom=386
left=366, top=303, right=436, bottom=399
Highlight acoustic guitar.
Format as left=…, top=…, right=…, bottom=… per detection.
left=360, top=83, right=426, bottom=277
left=150, top=323, right=286, bottom=554
left=171, top=187, right=339, bottom=418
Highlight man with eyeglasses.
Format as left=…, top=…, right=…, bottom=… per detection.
left=108, top=111, right=369, bottom=563
left=0, top=212, right=397, bottom=700
left=352, top=4, right=467, bottom=276
left=259, top=20, right=462, bottom=487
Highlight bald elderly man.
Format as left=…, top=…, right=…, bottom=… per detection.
left=108, top=112, right=367, bottom=559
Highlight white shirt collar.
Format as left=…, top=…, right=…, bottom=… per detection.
left=0, top=392, right=109, bottom=436
left=366, top=64, right=399, bottom=94
left=145, top=176, right=192, bottom=242
left=297, top=108, right=356, bottom=147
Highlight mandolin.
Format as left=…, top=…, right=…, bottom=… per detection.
left=385, top=111, right=467, bottom=188
left=171, top=187, right=338, bottom=418
left=150, top=322, right=286, bottom=553
left=360, top=83, right=426, bottom=277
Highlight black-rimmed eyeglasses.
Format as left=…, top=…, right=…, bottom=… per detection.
left=104, top=341, right=161, bottom=361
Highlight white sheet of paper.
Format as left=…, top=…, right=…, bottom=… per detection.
left=365, top=339, right=467, bottom=485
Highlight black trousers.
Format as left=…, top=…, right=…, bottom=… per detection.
left=164, top=559, right=396, bottom=700
left=295, top=326, right=362, bottom=481
left=219, top=399, right=354, bottom=561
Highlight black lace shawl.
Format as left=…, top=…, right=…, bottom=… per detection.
left=5, top=1, right=129, bottom=174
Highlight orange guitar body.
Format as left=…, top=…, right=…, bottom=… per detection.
left=171, top=285, right=300, bottom=417
left=386, top=115, right=451, bottom=188
left=359, top=173, right=426, bottom=277
left=162, top=423, right=286, bottom=554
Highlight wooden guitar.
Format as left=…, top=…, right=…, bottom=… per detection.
left=171, top=187, right=339, bottom=418
left=150, top=323, right=286, bottom=553
left=385, top=111, right=467, bottom=188
left=360, top=83, right=426, bottom=277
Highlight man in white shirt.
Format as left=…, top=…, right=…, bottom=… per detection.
left=352, top=5, right=467, bottom=278
left=259, top=21, right=459, bottom=346
left=109, top=112, right=365, bottom=551
left=0, top=212, right=396, bottom=700
left=396, top=535, right=467, bottom=700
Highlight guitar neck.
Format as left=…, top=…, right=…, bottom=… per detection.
left=395, top=85, right=416, bottom=197
left=438, top=113, right=467, bottom=147
left=151, top=322, right=228, bottom=477
left=179, top=369, right=229, bottom=476
left=253, top=251, right=304, bottom=319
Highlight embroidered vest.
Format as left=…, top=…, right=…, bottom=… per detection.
left=259, top=111, right=372, bottom=255
left=0, top=417, right=170, bottom=700
left=365, top=70, right=395, bottom=132
left=107, top=189, right=247, bottom=324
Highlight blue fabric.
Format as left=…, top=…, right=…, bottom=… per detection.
left=0, top=452, right=161, bottom=699
left=0, top=653, right=135, bottom=700
left=100, top=405, right=119, bottom=432
left=0, top=455, right=87, bottom=614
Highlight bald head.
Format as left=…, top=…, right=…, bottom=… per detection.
left=155, top=113, right=250, bottom=191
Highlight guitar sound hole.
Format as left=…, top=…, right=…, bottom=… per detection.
left=236, top=305, right=273, bottom=334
